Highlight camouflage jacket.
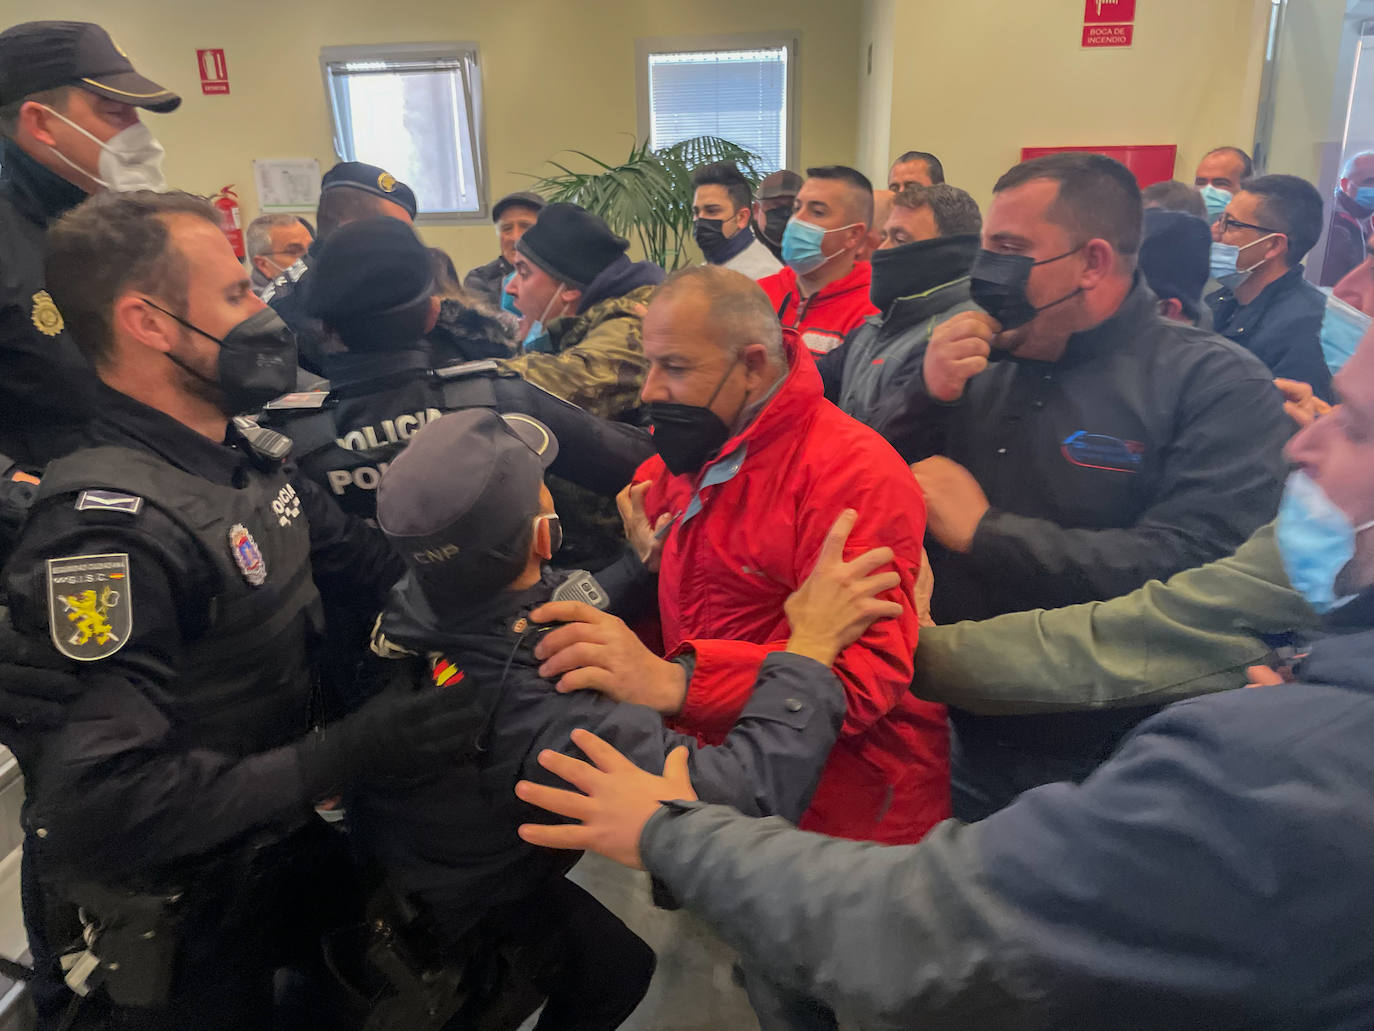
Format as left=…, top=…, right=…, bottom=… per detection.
left=497, top=280, right=658, bottom=421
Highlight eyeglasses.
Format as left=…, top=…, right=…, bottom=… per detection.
left=1217, top=214, right=1283, bottom=237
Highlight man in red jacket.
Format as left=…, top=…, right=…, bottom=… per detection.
left=758, top=165, right=879, bottom=357
left=533, top=265, right=946, bottom=1029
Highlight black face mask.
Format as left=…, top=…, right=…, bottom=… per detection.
left=645, top=361, right=739, bottom=476
left=693, top=217, right=730, bottom=259
left=968, top=246, right=1084, bottom=330
left=144, top=300, right=299, bottom=414
left=760, top=207, right=791, bottom=246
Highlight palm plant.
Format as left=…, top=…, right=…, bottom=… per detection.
left=528, top=136, right=766, bottom=271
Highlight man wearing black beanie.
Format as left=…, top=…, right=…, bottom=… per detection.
left=500, top=202, right=664, bottom=421
left=498, top=202, right=665, bottom=566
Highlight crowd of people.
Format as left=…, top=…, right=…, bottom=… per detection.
left=1, top=16, right=1374, bottom=1031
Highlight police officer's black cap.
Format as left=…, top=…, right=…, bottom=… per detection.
left=320, top=161, right=418, bottom=219
left=1140, top=207, right=1212, bottom=320
left=492, top=191, right=545, bottom=224
left=304, top=217, right=432, bottom=333
left=516, top=203, right=629, bottom=290
left=0, top=21, right=180, bottom=112
left=378, top=410, right=559, bottom=607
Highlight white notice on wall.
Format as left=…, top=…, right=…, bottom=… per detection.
left=252, top=158, right=321, bottom=211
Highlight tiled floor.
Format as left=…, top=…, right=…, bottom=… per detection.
left=519, top=853, right=761, bottom=1030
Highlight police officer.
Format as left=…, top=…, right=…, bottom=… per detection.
left=259, top=217, right=653, bottom=557
left=4, top=190, right=485, bottom=1029
left=0, top=20, right=180, bottom=470
left=263, top=160, right=418, bottom=376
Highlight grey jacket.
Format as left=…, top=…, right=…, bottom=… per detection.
left=641, top=614, right=1374, bottom=1029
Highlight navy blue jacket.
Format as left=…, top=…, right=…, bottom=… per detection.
left=349, top=569, right=843, bottom=935
left=1207, top=264, right=1333, bottom=401
left=641, top=594, right=1374, bottom=1029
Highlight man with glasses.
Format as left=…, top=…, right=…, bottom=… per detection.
left=245, top=212, right=313, bottom=298
left=1208, top=174, right=1332, bottom=399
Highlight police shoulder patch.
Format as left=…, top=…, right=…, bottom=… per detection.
left=31, top=291, right=64, bottom=337
left=46, top=553, right=132, bottom=662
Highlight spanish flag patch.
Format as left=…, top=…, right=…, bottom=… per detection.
left=431, top=657, right=466, bottom=688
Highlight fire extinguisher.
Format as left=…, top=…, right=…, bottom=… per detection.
left=213, top=185, right=245, bottom=259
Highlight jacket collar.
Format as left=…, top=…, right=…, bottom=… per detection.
left=1054, top=273, right=1158, bottom=366
left=0, top=138, right=88, bottom=228
left=322, top=346, right=432, bottom=391
left=85, top=382, right=253, bottom=486
left=379, top=566, right=561, bottom=654
left=705, top=225, right=759, bottom=266
left=876, top=234, right=980, bottom=336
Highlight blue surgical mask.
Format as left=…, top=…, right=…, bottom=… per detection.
left=1355, top=186, right=1374, bottom=212
left=1319, top=290, right=1372, bottom=375
left=781, top=217, right=860, bottom=275
left=1199, top=184, right=1231, bottom=222
left=1209, top=234, right=1278, bottom=288
left=1276, top=470, right=1374, bottom=614
left=501, top=271, right=521, bottom=316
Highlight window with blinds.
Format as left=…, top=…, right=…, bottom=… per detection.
left=646, top=45, right=791, bottom=172
left=320, top=44, right=487, bottom=220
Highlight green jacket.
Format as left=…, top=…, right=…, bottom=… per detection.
left=496, top=285, right=654, bottom=421
left=912, top=521, right=1318, bottom=714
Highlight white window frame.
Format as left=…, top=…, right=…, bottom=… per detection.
left=319, top=41, right=490, bottom=225
left=635, top=32, right=800, bottom=172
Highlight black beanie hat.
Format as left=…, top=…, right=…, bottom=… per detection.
left=304, top=217, right=433, bottom=348
left=516, top=202, right=629, bottom=289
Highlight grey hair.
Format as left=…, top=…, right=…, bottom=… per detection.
left=245, top=212, right=307, bottom=259
left=1342, top=150, right=1374, bottom=178
left=653, top=265, right=784, bottom=364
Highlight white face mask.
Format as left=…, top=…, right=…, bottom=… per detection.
left=40, top=105, right=167, bottom=193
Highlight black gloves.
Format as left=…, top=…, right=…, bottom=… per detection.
left=296, top=683, right=486, bottom=799
left=0, top=607, right=83, bottom=733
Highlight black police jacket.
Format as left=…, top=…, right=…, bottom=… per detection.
left=259, top=346, right=653, bottom=521
left=870, top=276, right=1292, bottom=756
left=2, top=384, right=402, bottom=887
left=1207, top=263, right=1333, bottom=401
left=349, top=568, right=844, bottom=935
left=0, top=139, right=99, bottom=468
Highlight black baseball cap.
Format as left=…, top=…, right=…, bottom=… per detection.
left=378, top=410, right=559, bottom=608
left=1140, top=208, right=1212, bottom=321
left=492, top=191, right=545, bottom=224
left=0, top=21, right=180, bottom=112
left=320, top=161, right=418, bottom=220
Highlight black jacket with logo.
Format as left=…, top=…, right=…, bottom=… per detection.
left=351, top=569, right=844, bottom=935
left=0, top=139, right=98, bottom=468
left=870, top=276, right=1291, bottom=755
left=2, top=385, right=401, bottom=885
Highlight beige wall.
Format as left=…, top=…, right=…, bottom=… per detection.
left=857, top=0, right=895, bottom=183
left=1266, top=0, right=1356, bottom=186
left=32, top=0, right=860, bottom=273
left=859, top=0, right=1272, bottom=205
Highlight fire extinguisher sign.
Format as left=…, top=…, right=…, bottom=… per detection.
left=197, top=49, right=230, bottom=95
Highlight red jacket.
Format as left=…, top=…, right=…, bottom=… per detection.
left=758, top=263, right=878, bottom=358
left=635, top=340, right=950, bottom=844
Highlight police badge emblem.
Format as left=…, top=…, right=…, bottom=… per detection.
left=46, top=554, right=132, bottom=661
left=228, top=524, right=267, bottom=586
left=377, top=171, right=397, bottom=193
left=30, top=291, right=64, bottom=337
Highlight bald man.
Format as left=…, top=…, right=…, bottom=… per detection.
left=537, top=265, right=950, bottom=1030
left=757, top=165, right=879, bottom=357
left=1321, top=151, right=1374, bottom=286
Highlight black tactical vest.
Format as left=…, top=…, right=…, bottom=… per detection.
left=36, top=446, right=322, bottom=757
